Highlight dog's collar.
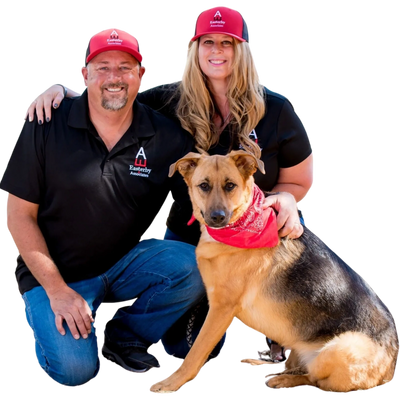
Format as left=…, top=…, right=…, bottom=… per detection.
left=189, top=185, right=279, bottom=248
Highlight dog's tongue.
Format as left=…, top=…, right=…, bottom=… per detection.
left=187, top=215, right=197, bottom=226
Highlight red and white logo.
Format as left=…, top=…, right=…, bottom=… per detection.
left=129, top=147, right=152, bottom=178
left=107, top=30, right=123, bottom=46
left=134, top=147, right=147, bottom=167
left=249, top=129, right=258, bottom=144
left=110, top=30, right=119, bottom=40
left=214, top=11, right=222, bottom=21
left=210, top=10, right=225, bottom=28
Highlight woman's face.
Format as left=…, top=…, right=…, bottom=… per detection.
left=198, top=34, right=234, bottom=86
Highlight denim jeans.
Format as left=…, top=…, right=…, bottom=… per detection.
left=22, top=238, right=204, bottom=386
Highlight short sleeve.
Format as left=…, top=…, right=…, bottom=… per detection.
left=277, top=100, right=312, bottom=168
left=0, top=120, right=45, bottom=203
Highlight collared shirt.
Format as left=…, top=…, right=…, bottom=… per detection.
left=1, top=90, right=193, bottom=294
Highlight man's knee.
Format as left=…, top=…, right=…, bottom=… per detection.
left=43, top=352, right=99, bottom=386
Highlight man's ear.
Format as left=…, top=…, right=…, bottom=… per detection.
left=82, top=67, right=89, bottom=87
left=79, top=67, right=88, bottom=92
left=139, top=65, right=149, bottom=79
left=169, top=152, right=203, bottom=179
left=228, top=150, right=265, bottom=179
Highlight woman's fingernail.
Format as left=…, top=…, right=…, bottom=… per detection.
left=38, top=120, right=43, bottom=125
left=54, top=103, right=58, bottom=108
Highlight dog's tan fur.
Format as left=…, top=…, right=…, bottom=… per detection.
left=150, top=151, right=398, bottom=393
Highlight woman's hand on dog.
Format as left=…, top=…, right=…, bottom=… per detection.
left=263, top=192, right=303, bottom=239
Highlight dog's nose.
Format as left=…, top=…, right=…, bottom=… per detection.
left=210, top=210, right=227, bottom=225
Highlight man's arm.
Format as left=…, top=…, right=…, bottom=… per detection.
left=7, top=194, right=93, bottom=339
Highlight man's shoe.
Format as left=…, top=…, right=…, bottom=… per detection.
left=102, top=340, right=160, bottom=373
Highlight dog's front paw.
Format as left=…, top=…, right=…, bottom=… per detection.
left=150, top=375, right=184, bottom=393
left=144, top=363, right=199, bottom=395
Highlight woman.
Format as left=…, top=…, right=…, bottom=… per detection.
left=27, top=7, right=313, bottom=361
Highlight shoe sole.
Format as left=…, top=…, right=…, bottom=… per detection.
left=102, top=344, right=151, bottom=373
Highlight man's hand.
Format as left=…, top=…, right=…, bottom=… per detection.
left=263, top=192, right=303, bottom=239
left=48, top=286, right=94, bottom=340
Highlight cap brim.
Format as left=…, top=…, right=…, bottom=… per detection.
left=86, top=45, right=142, bottom=65
left=191, top=32, right=247, bottom=42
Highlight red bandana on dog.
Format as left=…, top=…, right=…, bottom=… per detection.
left=189, top=185, right=279, bottom=248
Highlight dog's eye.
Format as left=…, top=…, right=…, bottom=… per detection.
left=198, top=182, right=210, bottom=192
left=225, top=182, right=236, bottom=192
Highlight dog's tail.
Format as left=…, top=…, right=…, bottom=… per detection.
left=306, top=331, right=398, bottom=391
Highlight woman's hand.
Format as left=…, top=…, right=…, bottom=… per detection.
left=26, top=84, right=66, bottom=123
left=263, top=192, right=303, bottom=239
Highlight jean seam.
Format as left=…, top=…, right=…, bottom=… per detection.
left=23, top=293, right=50, bottom=374
left=143, top=273, right=172, bottom=314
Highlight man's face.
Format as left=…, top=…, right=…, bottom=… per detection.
left=82, top=51, right=145, bottom=111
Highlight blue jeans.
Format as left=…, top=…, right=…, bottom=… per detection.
left=22, top=239, right=204, bottom=386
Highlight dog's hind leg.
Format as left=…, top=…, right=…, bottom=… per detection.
left=306, top=332, right=394, bottom=391
left=150, top=304, right=236, bottom=393
left=265, top=349, right=311, bottom=389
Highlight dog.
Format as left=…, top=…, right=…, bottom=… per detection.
left=150, top=150, right=398, bottom=393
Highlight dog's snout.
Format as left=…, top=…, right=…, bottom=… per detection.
left=210, top=210, right=227, bottom=225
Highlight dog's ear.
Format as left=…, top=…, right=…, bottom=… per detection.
left=229, top=150, right=265, bottom=178
left=169, top=152, right=203, bottom=178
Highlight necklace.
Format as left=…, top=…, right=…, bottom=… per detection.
left=218, top=112, right=231, bottom=132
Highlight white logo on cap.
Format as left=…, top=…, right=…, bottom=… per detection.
left=211, top=10, right=225, bottom=27
left=110, top=30, right=119, bottom=39
left=214, top=11, right=222, bottom=20
left=108, top=30, right=123, bottom=45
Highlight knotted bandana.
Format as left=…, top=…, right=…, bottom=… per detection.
left=189, top=185, right=279, bottom=248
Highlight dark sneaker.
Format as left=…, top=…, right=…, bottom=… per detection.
left=102, top=340, right=160, bottom=372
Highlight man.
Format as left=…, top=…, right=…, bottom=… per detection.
left=0, top=28, right=206, bottom=386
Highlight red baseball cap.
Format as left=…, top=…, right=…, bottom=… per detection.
left=191, top=7, right=249, bottom=42
left=85, top=29, right=142, bottom=65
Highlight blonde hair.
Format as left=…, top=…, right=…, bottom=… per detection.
left=176, top=39, right=265, bottom=158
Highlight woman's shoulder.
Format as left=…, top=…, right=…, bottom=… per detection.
left=138, top=82, right=181, bottom=100
left=137, top=82, right=181, bottom=119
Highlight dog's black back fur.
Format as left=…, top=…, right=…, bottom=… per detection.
left=269, top=227, right=397, bottom=348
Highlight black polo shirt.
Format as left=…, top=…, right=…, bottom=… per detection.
left=0, top=90, right=193, bottom=294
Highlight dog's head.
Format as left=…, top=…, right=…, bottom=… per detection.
left=169, top=150, right=265, bottom=228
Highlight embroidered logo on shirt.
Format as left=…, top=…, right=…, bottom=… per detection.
left=130, top=147, right=152, bottom=178
left=239, top=129, right=262, bottom=151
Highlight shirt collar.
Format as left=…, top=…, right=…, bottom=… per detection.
left=67, top=89, right=156, bottom=140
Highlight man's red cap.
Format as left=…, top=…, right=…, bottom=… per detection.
left=191, top=7, right=249, bottom=42
left=85, top=29, right=142, bottom=65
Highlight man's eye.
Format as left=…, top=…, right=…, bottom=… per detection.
left=225, top=182, right=236, bottom=192
left=198, top=182, right=210, bottom=192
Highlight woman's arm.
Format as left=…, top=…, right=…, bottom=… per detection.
left=26, top=84, right=80, bottom=123
left=273, top=153, right=313, bottom=202
left=264, top=154, right=313, bottom=239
